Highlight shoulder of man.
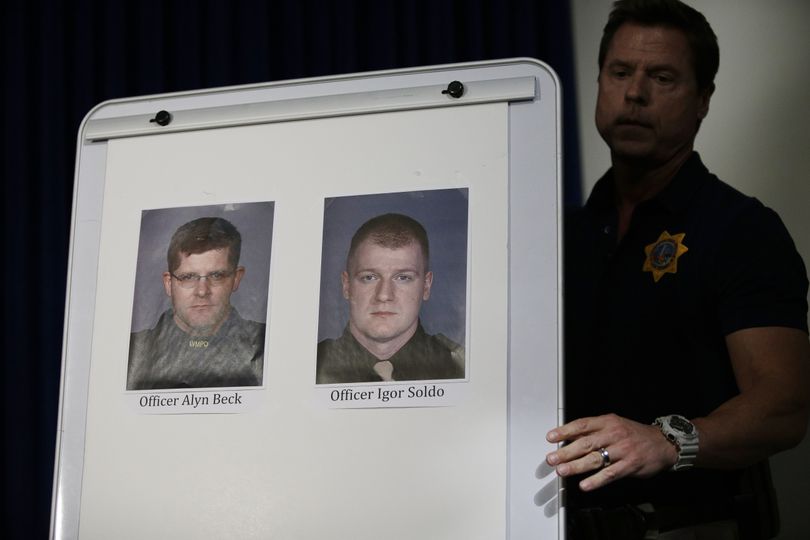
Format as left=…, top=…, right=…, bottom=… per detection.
left=316, top=332, right=376, bottom=384
left=127, top=314, right=172, bottom=390
left=430, top=333, right=465, bottom=373
left=693, top=168, right=765, bottom=222
left=129, top=309, right=174, bottom=351
left=695, top=169, right=809, bottom=334
left=226, top=309, right=266, bottom=341
left=317, top=332, right=360, bottom=365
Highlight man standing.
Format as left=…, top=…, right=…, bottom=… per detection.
left=317, top=213, right=464, bottom=384
left=547, top=1, right=810, bottom=538
left=128, top=217, right=265, bottom=390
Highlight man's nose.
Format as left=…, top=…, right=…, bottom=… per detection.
left=194, top=277, right=212, bottom=296
left=375, top=279, right=394, bottom=301
left=625, top=73, right=649, bottom=104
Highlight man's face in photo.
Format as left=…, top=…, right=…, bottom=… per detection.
left=342, top=239, right=433, bottom=349
left=162, top=247, right=244, bottom=336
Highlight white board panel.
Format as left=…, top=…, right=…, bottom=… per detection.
left=52, top=59, right=562, bottom=540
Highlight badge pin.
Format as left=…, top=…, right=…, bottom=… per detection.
left=643, top=231, right=688, bottom=282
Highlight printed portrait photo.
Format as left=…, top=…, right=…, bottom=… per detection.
left=316, top=188, right=468, bottom=384
left=127, top=201, right=274, bottom=391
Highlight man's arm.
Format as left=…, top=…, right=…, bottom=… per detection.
left=693, top=326, right=810, bottom=467
left=545, top=326, right=810, bottom=492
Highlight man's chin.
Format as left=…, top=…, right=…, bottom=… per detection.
left=356, top=324, right=411, bottom=345
left=608, top=139, right=658, bottom=161
left=365, top=330, right=401, bottom=343
left=175, top=306, right=230, bottom=335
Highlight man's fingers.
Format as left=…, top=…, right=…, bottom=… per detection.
left=547, top=434, right=605, bottom=466
left=547, top=416, right=603, bottom=443
left=554, top=449, right=607, bottom=477
left=579, top=460, right=628, bottom=491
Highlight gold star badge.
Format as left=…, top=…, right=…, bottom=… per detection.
left=643, top=231, right=688, bottom=282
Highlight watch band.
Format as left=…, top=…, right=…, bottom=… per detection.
left=654, top=414, right=699, bottom=471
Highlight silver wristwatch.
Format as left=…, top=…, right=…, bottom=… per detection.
left=653, top=414, right=699, bottom=471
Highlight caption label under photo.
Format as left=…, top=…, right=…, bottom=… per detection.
left=129, top=389, right=254, bottom=414
left=321, top=382, right=462, bottom=409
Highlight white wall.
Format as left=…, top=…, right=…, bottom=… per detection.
left=571, top=1, right=810, bottom=537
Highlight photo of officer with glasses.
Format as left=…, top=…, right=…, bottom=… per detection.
left=127, top=216, right=266, bottom=390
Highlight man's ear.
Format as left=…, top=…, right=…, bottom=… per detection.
left=697, top=83, right=714, bottom=121
left=422, top=271, right=433, bottom=301
left=162, top=272, right=173, bottom=297
left=231, top=266, right=246, bottom=292
left=341, top=271, right=350, bottom=300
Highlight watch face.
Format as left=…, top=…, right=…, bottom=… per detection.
left=670, top=416, right=694, bottom=434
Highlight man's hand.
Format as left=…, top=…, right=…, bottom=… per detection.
left=545, top=414, right=678, bottom=491
left=545, top=329, right=809, bottom=493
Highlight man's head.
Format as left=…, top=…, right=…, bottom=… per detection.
left=162, top=217, right=245, bottom=336
left=599, top=0, right=718, bottom=95
left=596, top=0, right=718, bottom=164
left=341, top=213, right=433, bottom=358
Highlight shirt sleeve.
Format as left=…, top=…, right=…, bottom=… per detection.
left=714, top=203, right=809, bottom=335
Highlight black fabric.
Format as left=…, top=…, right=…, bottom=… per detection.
left=1, top=1, right=579, bottom=536
left=317, top=323, right=464, bottom=383
left=568, top=500, right=740, bottom=540
left=564, top=152, right=808, bottom=523
left=569, top=505, right=649, bottom=540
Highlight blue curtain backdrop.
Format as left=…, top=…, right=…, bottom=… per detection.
left=1, top=0, right=580, bottom=536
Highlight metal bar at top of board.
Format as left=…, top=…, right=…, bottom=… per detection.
left=83, top=76, right=536, bottom=141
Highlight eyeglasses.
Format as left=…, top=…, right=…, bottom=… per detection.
left=170, top=270, right=235, bottom=289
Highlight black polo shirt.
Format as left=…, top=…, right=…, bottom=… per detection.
left=564, top=152, right=808, bottom=509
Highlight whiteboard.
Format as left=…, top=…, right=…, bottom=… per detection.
left=52, top=59, right=563, bottom=539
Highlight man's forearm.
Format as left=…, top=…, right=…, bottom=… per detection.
left=692, top=326, right=810, bottom=468
left=693, top=380, right=809, bottom=469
